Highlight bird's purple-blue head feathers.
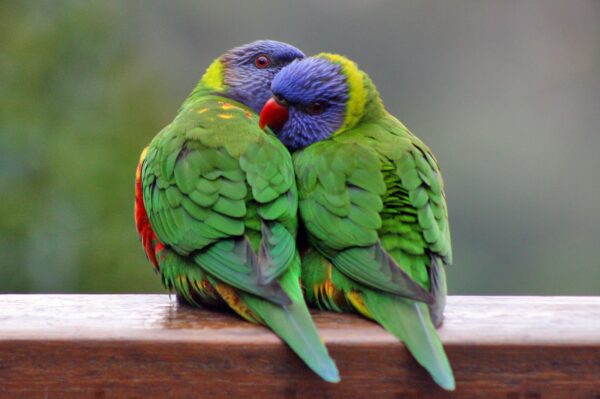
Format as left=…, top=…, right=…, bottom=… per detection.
left=199, top=40, right=305, bottom=114
left=260, top=54, right=369, bottom=151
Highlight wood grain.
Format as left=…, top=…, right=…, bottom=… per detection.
left=0, top=295, right=599, bottom=398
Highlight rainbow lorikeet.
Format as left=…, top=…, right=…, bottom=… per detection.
left=259, top=54, right=454, bottom=390
left=134, top=41, right=339, bottom=382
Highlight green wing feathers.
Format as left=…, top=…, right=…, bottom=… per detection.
left=295, top=139, right=432, bottom=300
left=392, top=139, right=452, bottom=264
left=333, top=242, right=433, bottom=303
left=294, top=141, right=385, bottom=250
left=193, top=238, right=291, bottom=305
left=143, top=141, right=248, bottom=253
left=142, top=98, right=298, bottom=296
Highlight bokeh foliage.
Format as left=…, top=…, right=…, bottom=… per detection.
left=1, top=1, right=167, bottom=291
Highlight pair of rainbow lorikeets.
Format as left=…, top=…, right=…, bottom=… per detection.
left=135, top=40, right=454, bottom=390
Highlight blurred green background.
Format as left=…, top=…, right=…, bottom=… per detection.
left=1, top=0, right=599, bottom=294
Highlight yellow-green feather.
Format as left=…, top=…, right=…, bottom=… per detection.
left=200, top=59, right=226, bottom=92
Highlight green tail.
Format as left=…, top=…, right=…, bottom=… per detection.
left=242, top=258, right=340, bottom=383
left=363, top=290, right=455, bottom=390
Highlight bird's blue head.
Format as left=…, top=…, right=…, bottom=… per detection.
left=259, top=54, right=369, bottom=150
left=197, top=40, right=305, bottom=113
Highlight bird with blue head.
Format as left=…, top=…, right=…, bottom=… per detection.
left=186, top=39, right=305, bottom=113
left=260, top=53, right=455, bottom=390
left=135, top=41, right=342, bottom=383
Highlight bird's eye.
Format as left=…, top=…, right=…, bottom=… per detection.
left=273, top=94, right=288, bottom=105
left=254, top=55, right=271, bottom=69
left=308, top=102, right=325, bottom=115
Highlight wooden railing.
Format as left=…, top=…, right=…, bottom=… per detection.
left=0, top=295, right=599, bottom=398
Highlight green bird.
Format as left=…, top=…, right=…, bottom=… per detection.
left=134, top=41, right=340, bottom=383
left=259, top=53, right=454, bottom=390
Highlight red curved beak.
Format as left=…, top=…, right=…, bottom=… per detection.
left=259, top=97, right=289, bottom=131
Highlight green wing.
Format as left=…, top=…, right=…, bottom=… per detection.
left=294, top=139, right=431, bottom=302
left=142, top=97, right=297, bottom=305
left=387, top=131, right=452, bottom=264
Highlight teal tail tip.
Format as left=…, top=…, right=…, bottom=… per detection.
left=317, top=362, right=341, bottom=383
left=434, top=373, right=456, bottom=391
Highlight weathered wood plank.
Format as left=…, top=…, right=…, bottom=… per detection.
left=0, top=295, right=599, bottom=398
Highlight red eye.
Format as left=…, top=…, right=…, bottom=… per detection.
left=308, top=102, right=325, bottom=115
left=255, top=55, right=270, bottom=69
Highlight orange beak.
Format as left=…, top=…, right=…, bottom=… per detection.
left=259, top=97, right=289, bottom=131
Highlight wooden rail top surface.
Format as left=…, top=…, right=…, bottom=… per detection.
left=1, top=295, right=599, bottom=398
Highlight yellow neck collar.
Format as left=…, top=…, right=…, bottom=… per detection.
left=317, top=53, right=367, bottom=135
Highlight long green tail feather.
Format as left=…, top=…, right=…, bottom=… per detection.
left=242, top=259, right=340, bottom=383
left=363, top=290, right=455, bottom=390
